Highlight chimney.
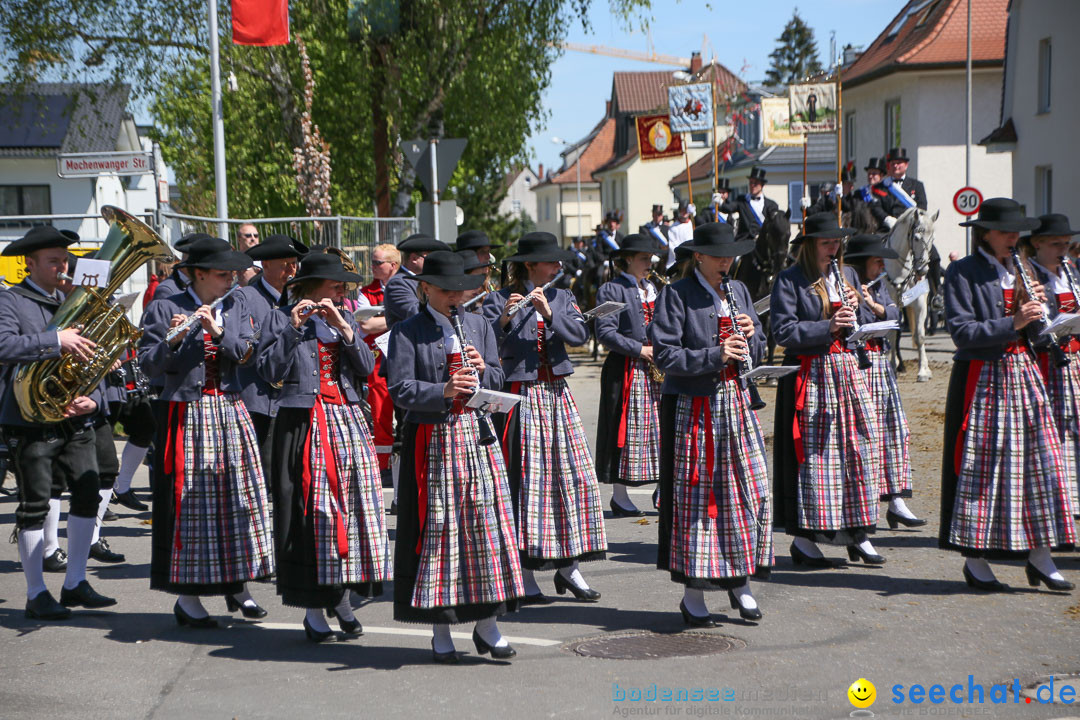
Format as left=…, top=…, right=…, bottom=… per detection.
left=689, top=52, right=702, bottom=74
left=843, top=45, right=863, bottom=67
left=605, top=99, right=612, bottom=117
left=537, top=164, right=544, bottom=180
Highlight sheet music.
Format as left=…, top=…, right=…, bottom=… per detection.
left=353, top=305, right=384, bottom=321
left=848, top=320, right=900, bottom=343
left=1042, top=312, right=1080, bottom=338
left=466, top=388, right=522, bottom=414
left=374, top=331, right=390, bottom=357
left=741, top=365, right=798, bottom=381
left=753, top=295, right=771, bottom=316
left=582, top=301, right=626, bottom=320
left=900, top=278, right=929, bottom=306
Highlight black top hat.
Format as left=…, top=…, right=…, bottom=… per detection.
left=613, top=233, right=660, bottom=256
left=651, top=204, right=664, bottom=215
left=1027, top=213, right=1079, bottom=238
left=677, top=199, right=691, bottom=213
left=456, top=248, right=494, bottom=272
left=604, top=210, right=624, bottom=224
left=503, top=232, right=576, bottom=263
left=886, top=147, right=909, bottom=163
left=285, top=252, right=362, bottom=287
left=683, top=222, right=755, bottom=258
left=715, top=177, right=732, bottom=192
left=959, top=197, right=1039, bottom=232
left=748, top=167, right=768, bottom=184
left=177, top=237, right=254, bottom=272
left=456, top=229, right=503, bottom=250
left=398, top=233, right=451, bottom=253
left=864, top=157, right=886, bottom=174
left=411, top=251, right=485, bottom=291
left=844, top=234, right=899, bottom=260
left=246, top=234, right=308, bottom=260
left=2, top=226, right=78, bottom=257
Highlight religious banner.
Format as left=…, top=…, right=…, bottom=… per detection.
left=635, top=114, right=683, bottom=162
left=667, top=83, right=714, bottom=133
left=789, top=83, right=838, bottom=134
left=761, top=97, right=806, bottom=147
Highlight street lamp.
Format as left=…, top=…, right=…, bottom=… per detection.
left=552, top=136, right=582, bottom=244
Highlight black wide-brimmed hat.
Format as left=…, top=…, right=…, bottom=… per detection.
left=886, top=147, right=909, bottom=163
left=503, top=231, right=576, bottom=263
left=456, top=248, right=494, bottom=272
left=613, top=233, right=660, bottom=256
left=177, top=237, right=254, bottom=271
left=682, top=222, right=755, bottom=258
left=174, top=232, right=214, bottom=254
left=798, top=212, right=856, bottom=240
left=958, top=198, right=1039, bottom=232
left=844, top=234, right=899, bottom=260
left=1026, top=213, right=1079, bottom=239
left=285, top=252, right=362, bottom=287
left=411, top=251, right=485, bottom=291
left=2, top=226, right=77, bottom=257
left=398, top=233, right=451, bottom=253
left=456, top=229, right=502, bottom=250
left=246, top=234, right=308, bottom=260
left=748, top=167, right=768, bottom=184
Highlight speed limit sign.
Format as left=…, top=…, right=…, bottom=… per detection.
left=953, top=186, right=983, bottom=216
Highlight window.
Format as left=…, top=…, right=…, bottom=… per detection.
left=511, top=200, right=522, bottom=215
left=1038, top=38, right=1052, bottom=113
left=788, top=181, right=804, bottom=214
left=544, top=195, right=551, bottom=222
left=884, top=100, right=902, bottom=150
left=0, top=185, right=51, bottom=218
left=689, top=132, right=708, bottom=147
left=844, top=111, right=857, bottom=161
left=736, top=109, right=761, bottom=151
left=1036, top=165, right=1053, bottom=214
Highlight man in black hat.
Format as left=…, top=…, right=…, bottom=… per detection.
left=640, top=204, right=670, bottom=248
left=594, top=210, right=625, bottom=257
left=875, top=147, right=927, bottom=229
left=807, top=162, right=859, bottom=217
left=385, top=233, right=452, bottom=329
left=455, top=229, right=502, bottom=267
left=664, top=200, right=696, bottom=269
left=720, top=167, right=779, bottom=245
left=0, top=226, right=117, bottom=619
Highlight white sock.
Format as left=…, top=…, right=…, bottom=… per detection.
left=432, top=623, right=455, bottom=654
left=521, top=568, right=542, bottom=596
left=115, top=443, right=149, bottom=494
left=334, top=591, right=357, bottom=622
left=92, top=488, right=112, bottom=544
left=63, top=515, right=96, bottom=590
left=18, top=528, right=47, bottom=599
left=682, top=587, right=709, bottom=616
left=230, top=584, right=259, bottom=609
left=178, top=594, right=209, bottom=619
left=888, top=497, right=917, bottom=519
left=474, top=615, right=508, bottom=647
left=391, top=455, right=399, bottom=504
left=1028, top=547, right=1065, bottom=581
left=44, top=498, right=61, bottom=556
left=965, top=557, right=997, bottom=583
left=732, top=581, right=758, bottom=611
left=856, top=537, right=878, bottom=556
left=305, top=608, right=331, bottom=633
left=611, top=484, right=638, bottom=511
left=558, top=561, right=591, bottom=591
left=793, top=536, right=824, bottom=559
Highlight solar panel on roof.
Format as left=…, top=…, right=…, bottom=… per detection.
left=0, top=95, right=73, bottom=148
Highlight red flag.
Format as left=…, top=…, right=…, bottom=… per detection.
left=232, top=0, right=290, bottom=46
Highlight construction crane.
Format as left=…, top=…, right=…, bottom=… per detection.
left=557, top=41, right=689, bottom=67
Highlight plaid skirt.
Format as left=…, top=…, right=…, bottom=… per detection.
left=864, top=348, right=912, bottom=499
left=619, top=359, right=662, bottom=483
left=945, top=354, right=1077, bottom=554
left=1042, top=352, right=1080, bottom=516
left=795, top=353, right=882, bottom=535
left=667, top=386, right=773, bottom=587
left=163, top=395, right=275, bottom=591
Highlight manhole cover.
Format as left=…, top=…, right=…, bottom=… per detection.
left=564, top=631, right=747, bottom=660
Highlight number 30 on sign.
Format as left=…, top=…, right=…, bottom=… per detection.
left=953, top=186, right=983, bottom=216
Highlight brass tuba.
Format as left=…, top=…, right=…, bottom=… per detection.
left=14, top=206, right=174, bottom=423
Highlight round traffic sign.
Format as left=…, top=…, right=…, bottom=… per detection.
left=953, top=186, right=983, bottom=216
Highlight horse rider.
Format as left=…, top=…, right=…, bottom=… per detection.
left=805, top=162, right=858, bottom=217
left=640, top=204, right=670, bottom=250
left=720, top=167, right=779, bottom=245
left=665, top=200, right=696, bottom=269
left=873, top=147, right=928, bottom=230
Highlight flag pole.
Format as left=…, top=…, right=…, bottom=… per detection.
left=683, top=137, right=694, bottom=207
left=802, top=139, right=808, bottom=224
left=836, top=70, right=843, bottom=223
left=208, top=0, right=229, bottom=240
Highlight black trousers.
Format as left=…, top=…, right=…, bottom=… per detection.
left=94, top=418, right=119, bottom=491
left=108, top=394, right=156, bottom=448
left=5, top=423, right=99, bottom=529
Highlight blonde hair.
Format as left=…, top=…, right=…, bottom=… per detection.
left=373, top=243, right=400, bottom=264
left=795, top=236, right=858, bottom=319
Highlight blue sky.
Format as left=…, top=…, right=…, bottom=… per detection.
left=530, top=0, right=905, bottom=171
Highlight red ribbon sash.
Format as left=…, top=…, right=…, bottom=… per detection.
left=954, top=360, right=985, bottom=475
left=617, top=356, right=634, bottom=449
left=413, top=424, right=435, bottom=554
left=164, top=402, right=187, bottom=550
left=687, top=396, right=717, bottom=519
left=302, top=398, right=349, bottom=559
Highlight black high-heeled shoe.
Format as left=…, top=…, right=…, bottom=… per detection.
left=1025, top=563, right=1075, bottom=591
left=727, top=590, right=763, bottom=621
left=472, top=629, right=517, bottom=659
left=962, top=564, right=1010, bottom=592
left=518, top=592, right=554, bottom=606
left=431, top=639, right=460, bottom=664
left=554, top=570, right=601, bottom=601
left=789, top=541, right=840, bottom=568
left=609, top=499, right=645, bottom=518
left=886, top=509, right=927, bottom=529
left=225, top=594, right=268, bottom=619
left=847, top=545, right=886, bottom=565
left=326, top=606, right=363, bottom=635
left=303, top=616, right=338, bottom=643
left=679, top=600, right=716, bottom=628
left=174, top=601, right=219, bottom=629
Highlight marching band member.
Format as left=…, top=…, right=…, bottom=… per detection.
left=140, top=237, right=274, bottom=627
left=941, top=199, right=1075, bottom=592
left=651, top=222, right=773, bottom=625
left=771, top=213, right=885, bottom=568
left=456, top=249, right=496, bottom=307
left=151, top=233, right=208, bottom=303
left=257, top=252, right=391, bottom=643
left=388, top=251, right=524, bottom=662
left=357, top=243, right=399, bottom=472
left=594, top=233, right=662, bottom=517
left=385, top=234, right=451, bottom=329
left=455, top=229, right=502, bottom=280
left=481, top=232, right=607, bottom=603
left=843, top=235, right=926, bottom=528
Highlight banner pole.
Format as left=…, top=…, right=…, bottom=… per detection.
left=802, top=139, right=808, bottom=224
left=684, top=138, right=694, bottom=207
left=836, top=74, right=843, bottom=223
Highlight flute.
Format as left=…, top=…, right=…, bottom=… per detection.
left=462, top=288, right=491, bottom=310
left=448, top=306, right=498, bottom=446
left=829, top=258, right=873, bottom=370
left=506, top=271, right=565, bottom=317
left=1012, top=247, right=1069, bottom=367
left=165, top=283, right=242, bottom=342
left=720, top=274, right=765, bottom=410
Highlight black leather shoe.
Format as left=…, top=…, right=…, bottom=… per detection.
left=652, top=488, right=660, bottom=510
left=174, top=601, right=219, bottom=628
left=1025, top=563, right=1075, bottom=591
left=327, top=606, right=363, bottom=635
left=431, top=639, right=460, bottom=664
left=89, top=539, right=125, bottom=564
left=225, top=594, right=268, bottom=619
left=303, top=616, right=338, bottom=643
left=472, top=629, right=517, bottom=659
left=59, top=580, right=117, bottom=608
left=518, top=592, right=555, bottom=606
left=727, top=590, right=763, bottom=621
left=886, top=509, right=927, bottom=529
left=554, top=571, right=601, bottom=601
left=389, top=501, right=398, bottom=516
left=609, top=499, right=645, bottom=518
left=679, top=600, right=716, bottom=628
left=962, top=564, right=1010, bottom=593
left=847, top=545, right=886, bottom=565
left=25, top=590, right=72, bottom=620
left=112, top=490, right=148, bottom=512
left=789, top=542, right=840, bottom=568
left=102, top=508, right=119, bottom=523
left=43, top=548, right=67, bottom=573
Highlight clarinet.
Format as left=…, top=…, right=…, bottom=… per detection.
left=506, top=271, right=565, bottom=317
left=829, top=259, right=873, bottom=370
left=1012, top=247, right=1069, bottom=368
left=164, top=283, right=242, bottom=342
left=720, top=274, right=766, bottom=410
left=448, top=306, right=498, bottom=446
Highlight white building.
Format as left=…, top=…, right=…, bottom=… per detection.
left=532, top=116, right=612, bottom=243
left=497, top=165, right=538, bottom=222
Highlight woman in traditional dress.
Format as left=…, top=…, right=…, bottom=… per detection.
left=594, top=233, right=663, bottom=517
left=651, top=222, right=773, bottom=625
left=941, top=199, right=1075, bottom=591
left=388, top=251, right=524, bottom=662
left=843, top=234, right=927, bottom=529
left=140, top=237, right=274, bottom=627
left=771, top=213, right=885, bottom=568
left=257, top=252, right=391, bottom=643
left=481, top=232, right=607, bottom=603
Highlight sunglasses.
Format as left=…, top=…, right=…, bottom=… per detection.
left=241, top=232, right=260, bottom=238
left=371, top=259, right=396, bottom=266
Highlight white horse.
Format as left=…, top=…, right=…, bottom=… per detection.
left=883, top=207, right=939, bottom=382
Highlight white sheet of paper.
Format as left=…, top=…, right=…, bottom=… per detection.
left=73, top=258, right=112, bottom=289
left=115, top=292, right=140, bottom=311
left=849, top=320, right=900, bottom=343
left=353, top=305, right=384, bottom=321
left=466, top=388, right=522, bottom=414
left=374, top=331, right=390, bottom=357
left=900, top=278, right=929, bottom=306
left=1042, top=312, right=1080, bottom=338
left=582, top=301, right=626, bottom=320
left=752, top=295, right=771, bottom=316
left=741, top=365, right=799, bottom=381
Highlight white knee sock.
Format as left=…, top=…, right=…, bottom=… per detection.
left=305, top=608, right=331, bottom=633
left=63, top=515, right=96, bottom=590
left=682, top=587, right=708, bottom=616
left=964, top=557, right=997, bottom=582
left=92, top=489, right=112, bottom=544
left=177, top=594, right=209, bottom=619
left=558, top=561, right=591, bottom=591
left=474, top=615, right=508, bottom=647
left=391, top=456, right=399, bottom=504
left=888, top=497, right=917, bottom=519
left=115, top=443, right=149, bottom=495
left=521, top=568, right=542, bottom=596
left=334, top=591, right=357, bottom=622
left=18, top=528, right=47, bottom=599
left=432, top=623, right=455, bottom=653
left=732, top=581, right=758, bottom=610
left=44, top=498, right=61, bottom=556
left=792, top=536, right=824, bottom=558
left=856, top=537, right=878, bottom=556
left=1028, top=547, right=1065, bottom=581
left=611, top=484, right=638, bottom=511
left=232, top=584, right=258, bottom=609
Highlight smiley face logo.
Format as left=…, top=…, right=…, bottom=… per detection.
left=848, top=678, right=876, bottom=709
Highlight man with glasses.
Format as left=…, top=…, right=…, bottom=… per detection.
left=357, top=244, right=400, bottom=472
left=384, top=233, right=450, bottom=329
left=236, top=224, right=262, bottom=285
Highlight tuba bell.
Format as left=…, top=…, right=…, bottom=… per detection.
left=13, top=206, right=175, bottom=423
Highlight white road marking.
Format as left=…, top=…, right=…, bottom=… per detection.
left=240, top=622, right=562, bottom=647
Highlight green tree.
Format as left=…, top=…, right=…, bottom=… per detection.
left=764, top=8, right=823, bottom=86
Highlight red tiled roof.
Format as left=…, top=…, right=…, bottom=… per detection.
left=612, top=62, right=747, bottom=115
left=536, top=117, right=615, bottom=186
left=843, top=0, right=1007, bottom=88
